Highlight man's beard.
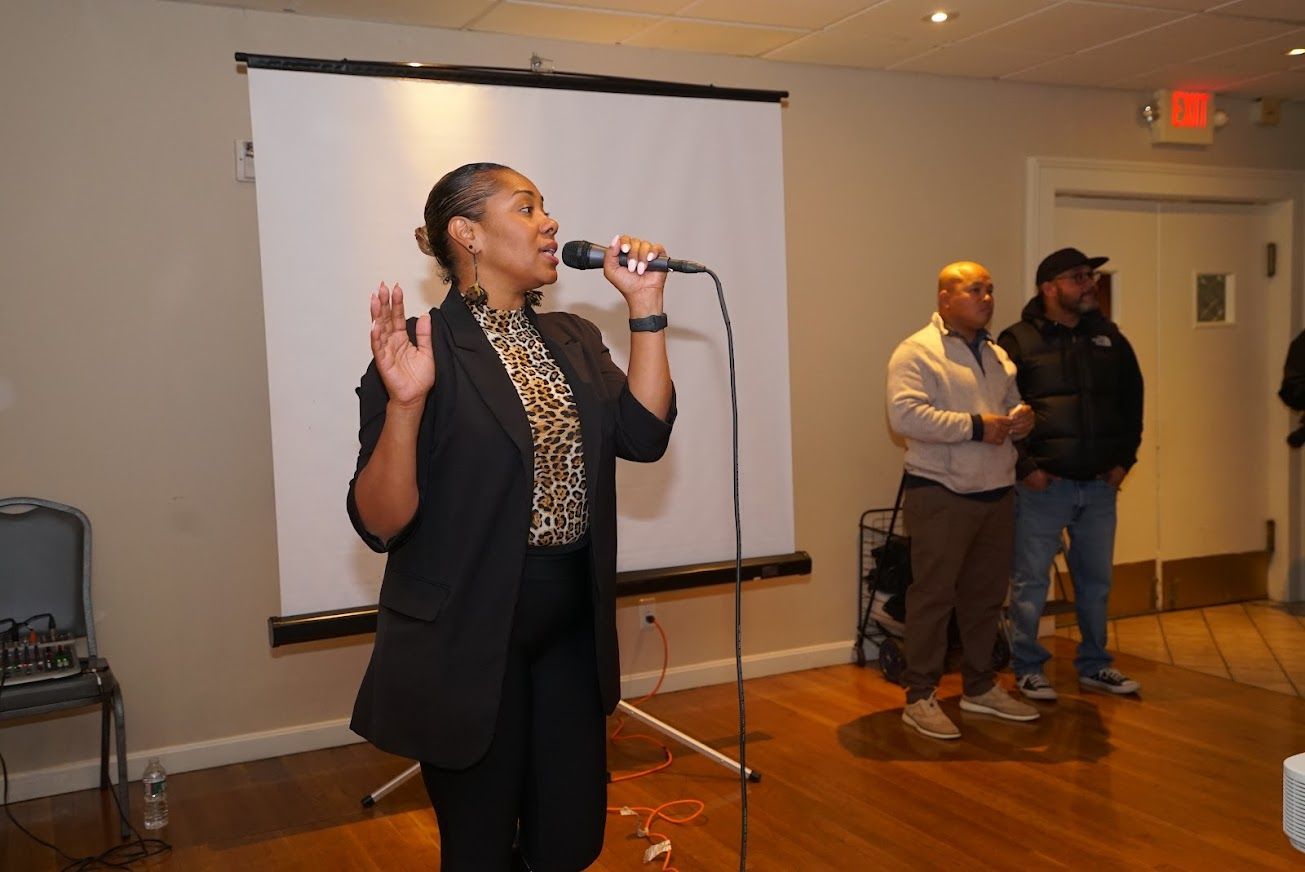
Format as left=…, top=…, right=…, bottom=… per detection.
left=1059, top=288, right=1099, bottom=314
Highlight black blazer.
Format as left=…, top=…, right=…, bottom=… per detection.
left=347, top=285, right=675, bottom=767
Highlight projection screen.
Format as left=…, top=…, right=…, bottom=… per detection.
left=245, top=63, right=794, bottom=618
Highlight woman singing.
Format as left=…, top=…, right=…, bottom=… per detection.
left=347, top=162, right=675, bottom=871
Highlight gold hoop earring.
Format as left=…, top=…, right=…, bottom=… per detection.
left=464, top=249, right=486, bottom=305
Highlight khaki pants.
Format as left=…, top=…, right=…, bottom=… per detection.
left=901, top=484, right=1014, bottom=703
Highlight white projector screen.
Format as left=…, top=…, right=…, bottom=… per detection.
left=246, top=66, right=795, bottom=617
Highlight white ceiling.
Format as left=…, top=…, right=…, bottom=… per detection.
left=171, top=0, right=1305, bottom=101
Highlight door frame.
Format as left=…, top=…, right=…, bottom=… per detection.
left=1025, top=156, right=1305, bottom=603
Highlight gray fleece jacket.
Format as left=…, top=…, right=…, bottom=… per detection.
left=886, top=312, right=1023, bottom=494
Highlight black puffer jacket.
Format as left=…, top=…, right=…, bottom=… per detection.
left=997, top=296, right=1143, bottom=480
left=1280, top=329, right=1305, bottom=410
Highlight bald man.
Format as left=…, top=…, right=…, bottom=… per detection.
left=885, top=261, right=1039, bottom=739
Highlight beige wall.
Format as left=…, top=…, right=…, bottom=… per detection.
left=2, top=0, right=1303, bottom=784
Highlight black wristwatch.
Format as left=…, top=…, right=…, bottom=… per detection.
left=629, top=313, right=668, bottom=333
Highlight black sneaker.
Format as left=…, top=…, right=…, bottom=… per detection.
left=1079, top=667, right=1140, bottom=694
left=1016, top=672, right=1058, bottom=701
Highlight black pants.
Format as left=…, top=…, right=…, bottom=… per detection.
left=421, top=546, right=607, bottom=872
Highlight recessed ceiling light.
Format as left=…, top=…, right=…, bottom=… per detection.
left=1287, top=47, right=1305, bottom=56
left=926, top=11, right=956, bottom=24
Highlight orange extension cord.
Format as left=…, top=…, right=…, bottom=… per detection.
left=606, top=618, right=705, bottom=872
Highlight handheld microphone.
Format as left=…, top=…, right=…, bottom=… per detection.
left=561, top=240, right=707, bottom=274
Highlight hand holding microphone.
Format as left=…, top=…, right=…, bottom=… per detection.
left=601, top=235, right=668, bottom=318
left=560, top=236, right=710, bottom=334
left=561, top=239, right=706, bottom=274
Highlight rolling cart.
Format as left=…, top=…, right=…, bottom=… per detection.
left=856, top=478, right=1010, bottom=685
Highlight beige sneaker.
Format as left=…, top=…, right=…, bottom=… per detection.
left=902, top=693, right=961, bottom=740
left=960, top=685, right=1040, bottom=722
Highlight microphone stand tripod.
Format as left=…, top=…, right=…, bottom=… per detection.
left=361, top=699, right=759, bottom=807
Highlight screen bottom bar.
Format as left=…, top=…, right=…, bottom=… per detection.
left=268, top=550, right=811, bottom=647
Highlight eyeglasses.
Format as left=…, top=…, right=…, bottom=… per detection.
left=1055, top=269, right=1099, bottom=285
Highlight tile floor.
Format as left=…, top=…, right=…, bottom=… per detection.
left=1054, top=600, right=1305, bottom=697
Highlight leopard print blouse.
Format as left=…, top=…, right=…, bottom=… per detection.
left=468, top=298, right=589, bottom=547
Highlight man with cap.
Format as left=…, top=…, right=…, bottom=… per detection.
left=997, top=248, right=1144, bottom=701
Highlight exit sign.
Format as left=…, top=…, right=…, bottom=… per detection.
left=1150, top=89, right=1215, bottom=145
left=1171, top=90, right=1209, bottom=128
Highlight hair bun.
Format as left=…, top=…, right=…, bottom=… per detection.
left=414, top=226, right=434, bottom=257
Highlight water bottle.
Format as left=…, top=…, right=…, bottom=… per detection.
left=142, top=757, right=168, bottom=830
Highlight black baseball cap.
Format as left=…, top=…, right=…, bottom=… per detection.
left=1036, top=248, right=1109, bottom=286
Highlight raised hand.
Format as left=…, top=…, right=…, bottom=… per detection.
left=369, top=281, right=434, bottom=408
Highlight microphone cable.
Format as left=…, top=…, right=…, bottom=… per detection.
left=564, top=247, right=748, bottom=867
left=705, top=267, right=748, bottom=872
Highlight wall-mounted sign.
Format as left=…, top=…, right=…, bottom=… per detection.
left=1149, top=89, right=1215, bottom=145
left=1170, top=90, right=1209, bottom=129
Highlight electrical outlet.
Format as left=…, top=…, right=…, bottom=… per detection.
left=235, top=139, right=255, bottom=182
left=637, top=597, right=656, bottom=631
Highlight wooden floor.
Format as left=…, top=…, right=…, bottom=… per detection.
left=5, top=636, right=1303, bottom=870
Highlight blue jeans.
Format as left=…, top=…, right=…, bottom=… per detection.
left=1009, top=478, right=1117, bottom=678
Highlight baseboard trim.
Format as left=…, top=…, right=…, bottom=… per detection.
left=5, top=717, right=365, bottom=803
left=619, top=639, right=855, bottom=698
left=11, top=640, right=856, bottom=802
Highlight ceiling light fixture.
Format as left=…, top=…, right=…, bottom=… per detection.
left=926, top=11, right=955, bottom=24
left=1287, top=48, right=1305, bottom=57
